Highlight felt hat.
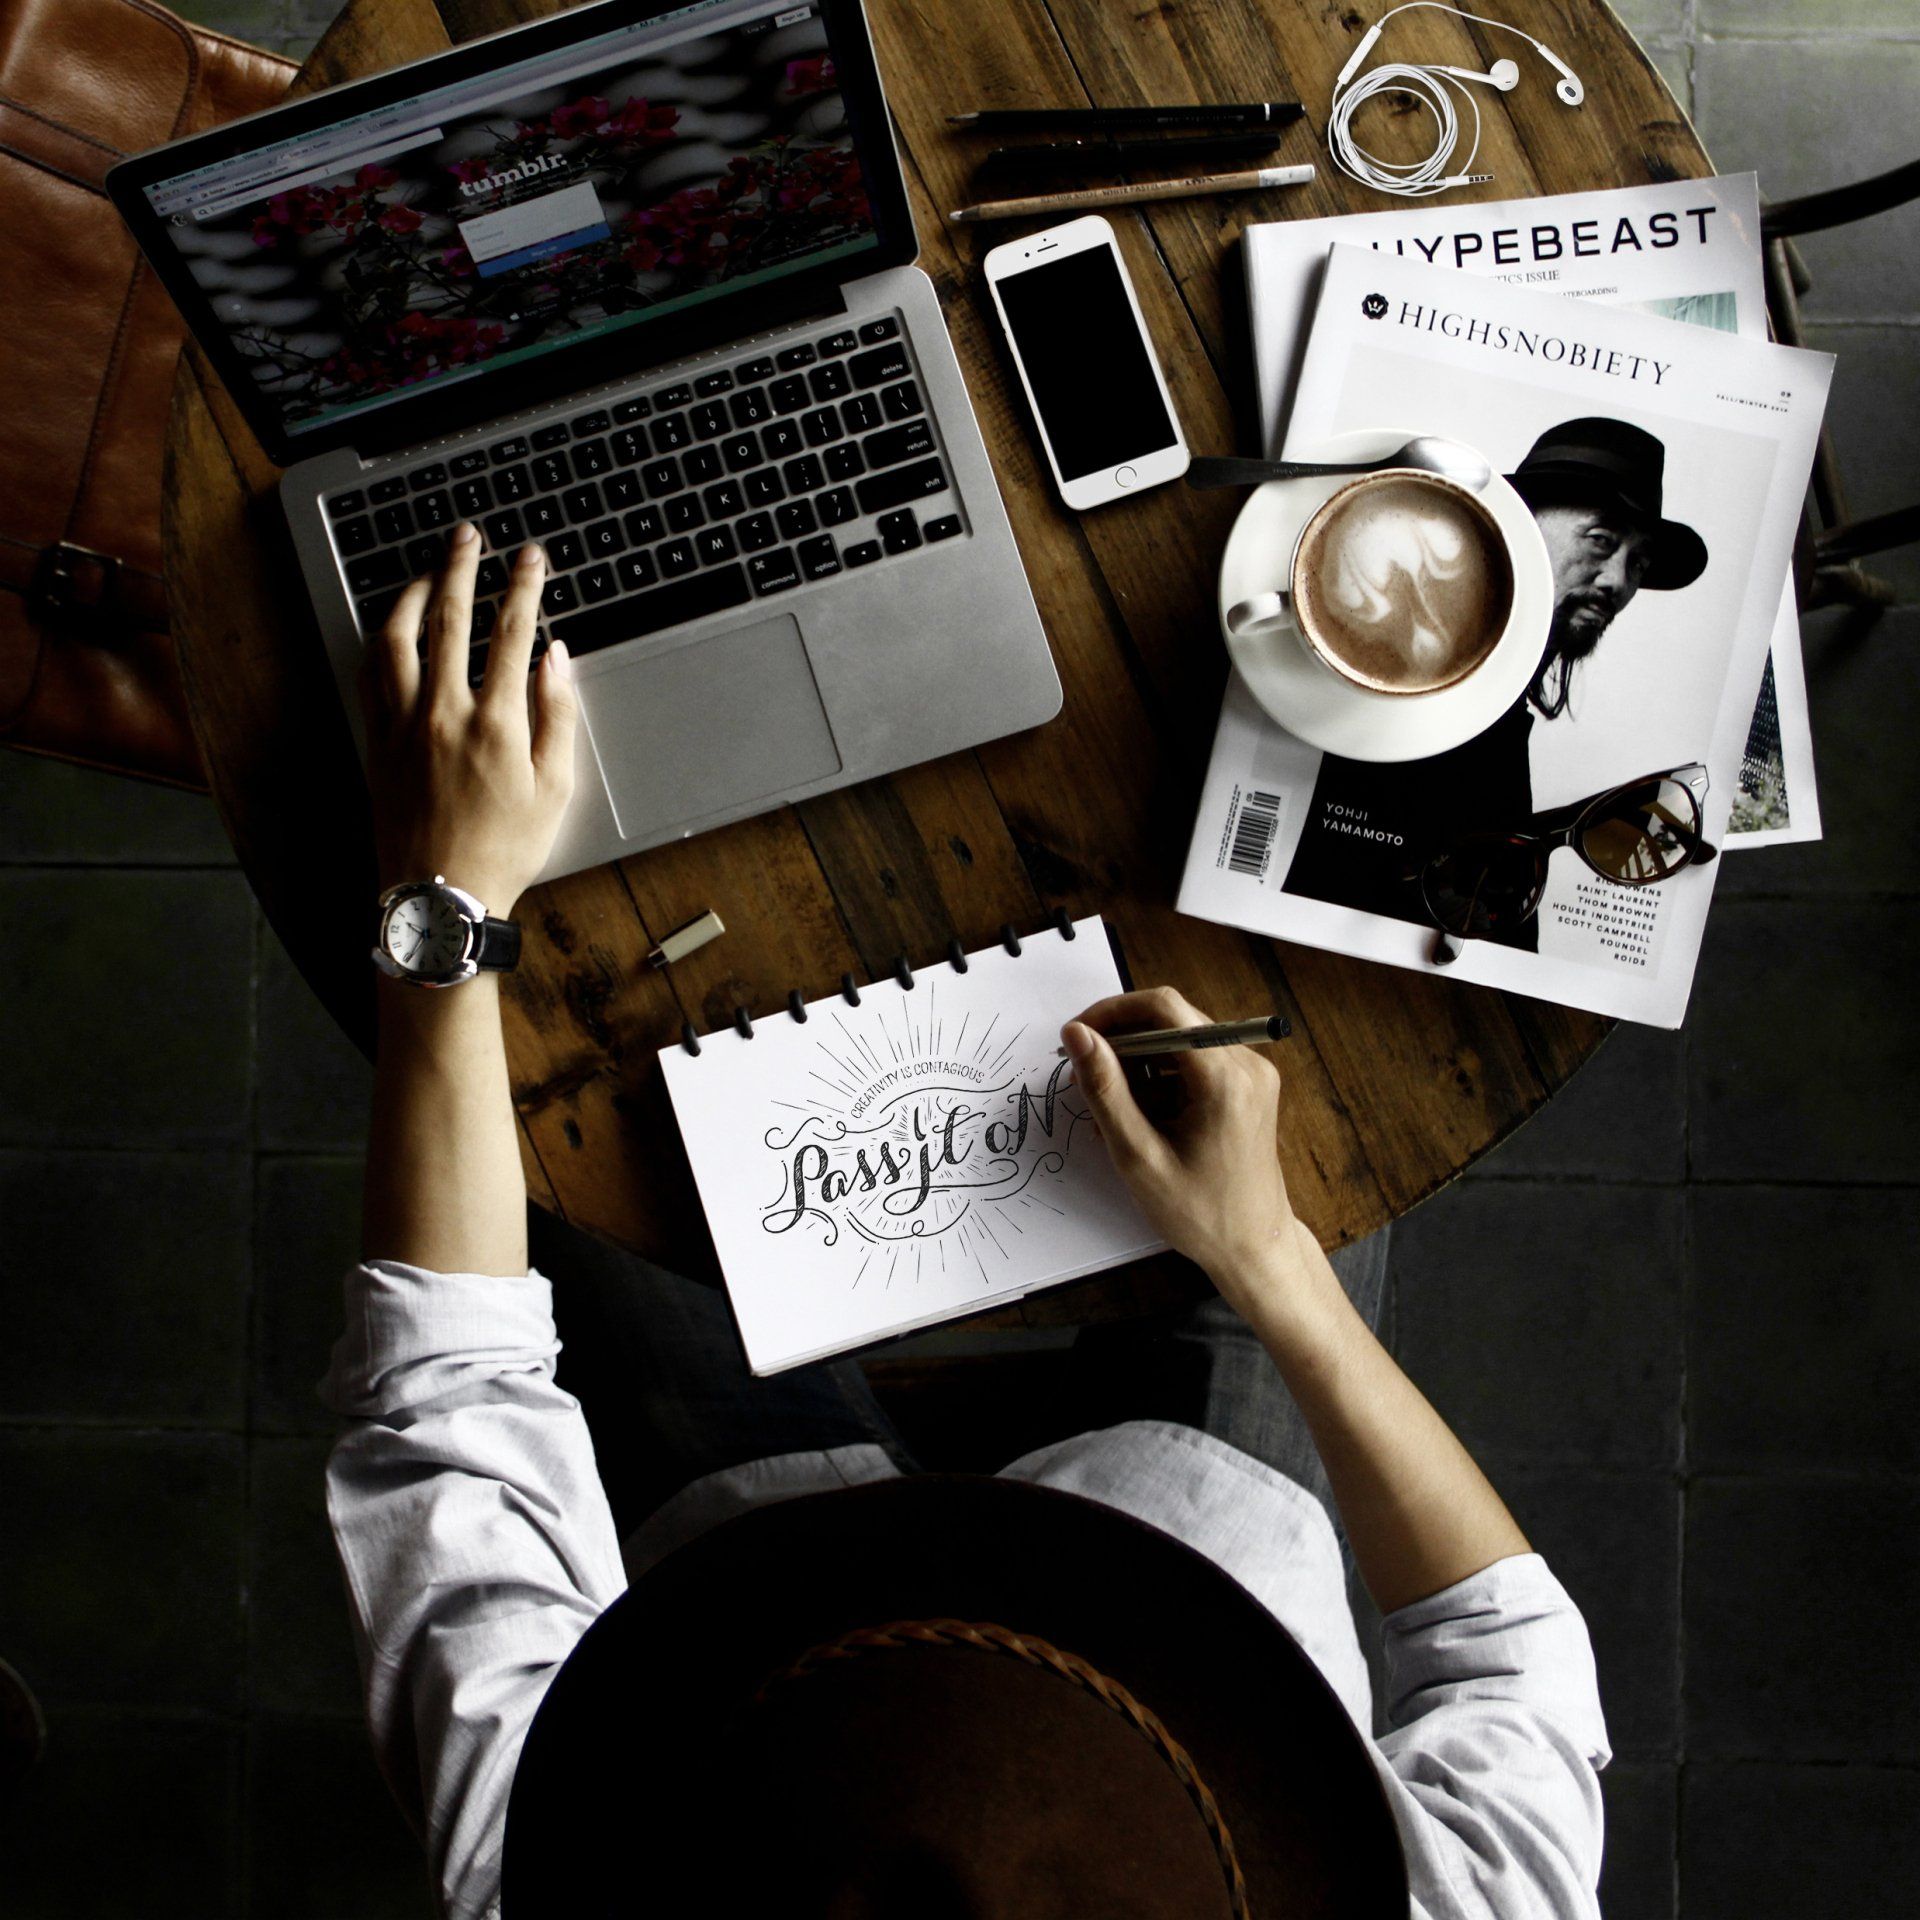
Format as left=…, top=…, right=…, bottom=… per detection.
left=1506, top=416, right=1708, bottom=590
left=502, top=1474, right=1408, bottom=1917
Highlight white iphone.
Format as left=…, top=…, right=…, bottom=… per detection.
left=983, top=214, right=1190, bottom=511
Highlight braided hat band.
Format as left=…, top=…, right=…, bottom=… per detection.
left=753, top=1618, right=1252, bottom=1920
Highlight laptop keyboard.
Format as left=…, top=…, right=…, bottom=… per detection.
left=321, top=315, right=965, bottom=684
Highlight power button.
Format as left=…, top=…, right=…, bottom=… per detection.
left=1114, top=465, right=1138, bottom=488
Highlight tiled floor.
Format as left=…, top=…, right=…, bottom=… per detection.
left=3, top=3, right=1916, bottom=1913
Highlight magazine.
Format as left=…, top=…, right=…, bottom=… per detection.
left=1242, top=174, right=1818, bottom=847
left=1179, top=244, right=1832, bottom=1028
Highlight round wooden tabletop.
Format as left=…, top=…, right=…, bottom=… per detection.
left=164, top=0, right=1702, bottom=1317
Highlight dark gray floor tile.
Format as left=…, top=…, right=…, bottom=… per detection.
left=246, top=1716, right=433, bottom=1919
left=0, top=1151, right=248, bottom=1427
left=1695, top=39, right=1920, bottom=324
left=249, top=1436, right=362, bottom=1717
left=1687, top=898, right=1920, bottom=1182
left=172, top=0, right=287, bottom=45
left=1599, top=1761, right=1676, bottom=1920
left=1719, top=607, right=1920, bottom=898
left=1690, top=1186, right=1920, bottom=1474
left=0, top=870, right=254, bottom=1150
left=1468, top=1023, right=1685, bottom=1182
left=1682, top=1761, right=1920, bottom=1917
left=0, top=1430, right=244, bottom=1712
left=256, top=923, right=371, bottom=1152
left=1609, top=0, right=1685, bottom=39
left=254, top=1156, right=361, bottom=1433
left=278, top=0, right=343, bottom=60
left=0, top=1709, right=239, bottom=1918
left=1685, top=1477, right=1920, bottom=1762
left=0, top=754, right=235, bottom=865
left=1702, top=0, right=1920, bottom=31
left=1496, top=1470, right=1681, bottom=1758
left=1392, top=1183, right=1684, bottom=1469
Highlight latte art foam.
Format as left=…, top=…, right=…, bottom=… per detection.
left=1293, top=474, right=1512, bottom=695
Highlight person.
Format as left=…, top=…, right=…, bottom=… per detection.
left=325, top=525, right=1611, bottom=1917
left=1279, top=416, right=1709, bottom=951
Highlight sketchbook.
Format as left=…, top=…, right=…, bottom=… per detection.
left=659, top=917, right=1166, bottom=1375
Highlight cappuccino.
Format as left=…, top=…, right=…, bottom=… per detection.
left=1292, top=472, right=1513, bottom=695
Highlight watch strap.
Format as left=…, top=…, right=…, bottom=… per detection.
left=471, top=914, right=522, bottom=972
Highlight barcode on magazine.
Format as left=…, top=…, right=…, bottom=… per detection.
left=1226, top=788, right=1283, bottom=880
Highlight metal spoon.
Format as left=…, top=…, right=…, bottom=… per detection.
left=1186, top=437, right=1494, bottom=492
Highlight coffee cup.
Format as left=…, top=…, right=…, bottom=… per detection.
left=1226, top=468, right=1515, bottom=698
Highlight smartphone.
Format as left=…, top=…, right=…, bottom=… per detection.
left=983, top=215, right=1190, bottom=511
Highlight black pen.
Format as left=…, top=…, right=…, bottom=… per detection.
left=977, top=131, right=1284, bottom=175
left=949, top=103, right=1305, bottom=134
left=1056, top=1015, right=1292, bottom=1059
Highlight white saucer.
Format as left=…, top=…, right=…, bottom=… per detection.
left=1217, top=427, right=1552, bottom=762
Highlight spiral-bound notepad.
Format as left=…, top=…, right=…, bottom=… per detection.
left=659, top=917, right=1166, bottom=1375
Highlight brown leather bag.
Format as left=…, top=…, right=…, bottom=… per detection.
left=0, top=0, right=295, bottom=792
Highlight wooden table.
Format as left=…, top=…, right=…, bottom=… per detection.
left=165, top=0, right=1701, bottom=1314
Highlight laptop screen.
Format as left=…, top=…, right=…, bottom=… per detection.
left=138, top=0, right=882, bottom=442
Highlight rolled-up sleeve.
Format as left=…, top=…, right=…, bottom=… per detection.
left=320, top=1260, right=626, bottom=1920
left=1373, top=1553, right=1611, bottom=1920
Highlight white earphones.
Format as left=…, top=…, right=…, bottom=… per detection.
left=1329, top=4, right=1584, bottom=199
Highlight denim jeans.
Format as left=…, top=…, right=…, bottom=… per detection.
left=530, top=1205, right=1390, bottom=1543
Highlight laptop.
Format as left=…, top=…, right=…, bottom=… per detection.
left=109, top=0, right=1059, bottom=883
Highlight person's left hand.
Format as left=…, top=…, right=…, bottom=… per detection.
left=358, top=525, right=578, bottom=916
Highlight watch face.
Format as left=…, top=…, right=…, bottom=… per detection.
left=385, top=889, right=469, bottom=977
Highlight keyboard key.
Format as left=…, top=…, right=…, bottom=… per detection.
left=736, top=356, right=776, bottom=383
left=579, top=561, right=619, bottom=603
left=347, top=549, right=407, bottom=595
left=531, top=423, right=570, bottom=450
left=744, top=469, right=785, bottom=508
left=405, top=537, right=443, bottom=576
left=808, top=362, right=852, bottom=402
left=862, top=420, right=935, bottom=469
left=334, top=515, right=375, bottom=556
left=562, top=484, right=605, bottom=525
left=374, top=502, right=414, bottom=543
left=484, top=509, right=526, bottom=550
left=684, top=445, right=723, bottom=485
left=616, top=550, right=658, bottom=592
left=925, top=515, right=963, bottom=542
left=493, top=464, right=532, bottom=503
left=855, top=457, right=948, bottom=516
left=820, top=329, right=857, bottom=356
left=665, top=495, right=705, bottom=533
left=624, top=505, right=664, bottom=545
left=659, top=538, right=697, bottom=579
left=491, top=437, right=529, bottom=464
left=572, top=409, right=611, bottom=436
left=878, top=509, right=922, bottom=555
left=612, top=429, right=647, bottom=466
left=843, top=539, right=882, bottom=568
left=642, top=458, right=683, bottom=497
left=451, top=450, right=490, bottom=478
left=749, top=547, right=801, bottom=595
left=584, top=517, right=626, bottom=559
left=542, top=573, right=580, bottom=616
left=776, top=500, right=817, bottom=541
left=694, top=369, right=734, bottom=397
left=571, top=440, right=611, bottom=478
left=553, top=562, right=750, bottom=657
left=737, top=512, right=777, bottom=553
left=776, top=342, right=817, bottom=370
left=613, top=396, right=651, bottom=424
left=881, top=380, right=924, bottom=422
left=696, top=525, right=738, bottom=565
left=763, top=420, right=803, bottom=460
left=368, top=475, right=408, bottom=504
left=858, top=317, right=900, bottom=344
left=818, top=486, right=858, bottom=527
left=655, top=382, right=693, bottom=409
left=651, top=413, right=692, bottom=452
left=533, top=454, right=571, bottom=492
left=356, top=587, right=403, bottom=630
left=549, top=531, right=586, bottom=570
left=605, top=471, right=643, bottom=510
left=690, top=401, right=729, bottom=439
left=409, top=463, right=448, bottom=490
left=477, top=556, right=510, bottom=595
left=453, top=477, right=493, bottom=517
left=824, top=443, right=865, bottom=482
left=851, top=343, right=909, bottom=387
left=801, top=406, right=843, bottom=448
left=782, top=454, right=825, bottom=494
left=703, top=479, right=744, bottom=520
left=472, top=599, right=499, bottom=640
left=326, top=490, right=366, bottom=520
left=799, top=534, right=841, bottom=580
left=721, top=433, right=761, bottom=473
left=842, top=394, right=882, bottom=434
left=770, top=375, right=810, bottom=414
left=729, top=388, right=772, bottom=427
left=524, top=497, right=564, bottom=538
left=465, top=643, right=490, bottom=685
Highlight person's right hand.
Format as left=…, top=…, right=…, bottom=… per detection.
left=1062, top=987, right=1310, bottom=1312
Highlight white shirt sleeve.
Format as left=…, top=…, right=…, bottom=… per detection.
left=1375, top=1553, right=1612, bottom=1920
left=319, top=1260, right=627, bottom=1920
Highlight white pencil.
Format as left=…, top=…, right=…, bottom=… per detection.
left=951, top=162, right=1315, bottom=224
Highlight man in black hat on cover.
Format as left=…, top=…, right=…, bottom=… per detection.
left=1280, top=416, right=1709, bottom=951
left=327, top=535, right=1611, bottom=1918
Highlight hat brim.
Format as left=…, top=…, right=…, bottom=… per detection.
left=504, top=1474, right=1408, bottom=1917
left=1508, top=467, right=1709, bottom=592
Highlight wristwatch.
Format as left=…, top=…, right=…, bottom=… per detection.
left=372, top=875, right=522, bottom=987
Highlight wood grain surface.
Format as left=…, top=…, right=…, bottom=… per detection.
left=163, top=0, right=1704, bottom=1317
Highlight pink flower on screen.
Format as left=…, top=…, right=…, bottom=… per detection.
left=377, top=202, right=424, bottom=235
left=355, top=164, right=398, bottom=190
left=783, top=55, right=836, bottom=95
left=549, top=95, right=612, bottom=139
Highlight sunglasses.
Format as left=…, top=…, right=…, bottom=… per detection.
left=1415, top=763, right=1717, bottom=965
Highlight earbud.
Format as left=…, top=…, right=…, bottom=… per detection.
left=1530, top=39, right=1584, bottom=105
left=1436, top=58, right=1520, bottom=90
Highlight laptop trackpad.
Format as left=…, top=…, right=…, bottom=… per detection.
left=580, top=614, right=842, bottom=840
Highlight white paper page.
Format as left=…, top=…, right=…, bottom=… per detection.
left=660, top=919, right=1165, bottom=1374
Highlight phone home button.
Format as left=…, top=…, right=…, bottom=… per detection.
left=1114, top=465, right=1138, bottom=489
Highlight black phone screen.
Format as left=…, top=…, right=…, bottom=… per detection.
left=996, top=244, right=1179, bottom=481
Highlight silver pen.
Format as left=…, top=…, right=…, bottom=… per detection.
left=1057, top=1014, right=1292, bottom=1059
